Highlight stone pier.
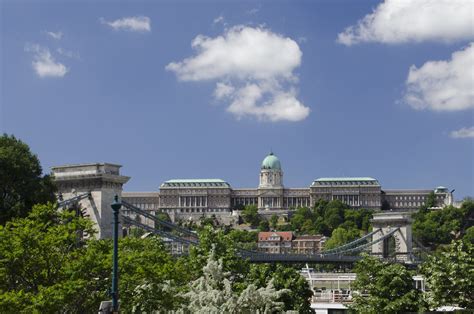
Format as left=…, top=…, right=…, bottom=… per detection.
left=51, top=163, right=130, bottom=239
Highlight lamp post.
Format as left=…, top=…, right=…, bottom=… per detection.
left=111, top=195, right=122, bottom=313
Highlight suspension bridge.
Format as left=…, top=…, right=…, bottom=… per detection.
left=58, top=192, right=416, bottom=264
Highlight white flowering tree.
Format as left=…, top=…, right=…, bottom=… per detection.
left=181, top=251, right=289, bottom=313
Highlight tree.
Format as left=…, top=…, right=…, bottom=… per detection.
left=181, top=252, right=288, bottom=313
left=0, top=134, right=56, bottom=224
left=421, top=240, right=474, bottom=309
left=464, top=226, right=474, bottom=244
left=269, top=214, right=279, bottom=230
left=324, top=226, right=361, bottom=250
left=241, top=204, right=261, bottom=227
left=245, top=264, right=314, bottom=313
left=258, top=219, right=270, bottom=231
left=413, top=200, right=473, bottom=248
left=0, top=203, right=100, bottom=312
left=426, top=191, right=436, bottom=208
left=0, top=203, right=188, bottom=313
left=350, top=255, right=425, bottom=313
left=188, top=227, right=313, bottom=312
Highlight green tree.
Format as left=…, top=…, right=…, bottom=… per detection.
left=350, top=255, right=425, bottom=313
left=324, top=226, right=361, bottom=250
left=0, top=134, right=56, bottom=224
left=241, top=204, right=261, bottom=227
left=269, top=214, right=279, bottom=230
left=258, top=219, right=270, bottom=231
left=413, top=200, right=473, bottom=248
left=290, top=207, right=314, bottom=233
left=421, top=240, right=474, bottom=309
left=0, top=203, right=188, bottom=313
left=0, top=203, right=100, bottom=312
left=323, top=201, right=346, bottom=233
left=464, top=226, right=474, bottom=244
left=426, top=191, right=436, bottom=208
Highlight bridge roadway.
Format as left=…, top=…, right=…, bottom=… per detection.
left=241, top=252, right=361, bottom=264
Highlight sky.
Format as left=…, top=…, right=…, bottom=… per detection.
left=1, top=0, right=473, bottom=199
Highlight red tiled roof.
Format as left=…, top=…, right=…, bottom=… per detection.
left=258, top=231, right=294, bottom=241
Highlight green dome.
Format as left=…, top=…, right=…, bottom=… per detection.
left=261, top=152, right=281, bottom=170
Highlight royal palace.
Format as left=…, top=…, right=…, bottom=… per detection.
left=118, top=152, right=453, bottom=223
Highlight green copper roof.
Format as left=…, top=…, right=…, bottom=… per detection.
left=261, top=152, right=281, bottom=170
left=312, top=177, right=380, bottom=186
left=315, top=177, right=377, bottom=182
left=161, top=179, right=230, bottom=188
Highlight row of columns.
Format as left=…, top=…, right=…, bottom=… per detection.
left=178, top=196, right=208, bottom=207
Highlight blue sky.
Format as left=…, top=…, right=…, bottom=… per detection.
left=1, top=0, right=473, bottom=199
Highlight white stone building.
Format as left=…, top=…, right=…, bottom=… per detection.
left=121, top=152, right=453, bottom=223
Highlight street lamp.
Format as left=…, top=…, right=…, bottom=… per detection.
left=111, top=195, right=122, bottom=313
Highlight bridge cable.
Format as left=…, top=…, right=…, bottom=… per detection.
left=122, top=216, right=198, bottom=246
left=121, top=201, right=198, bottom=239
left=57, top=192, right=92, bottom=208
left=320, top=228, right=381, bottom=255
left=324, top=228, right=400, bottom=256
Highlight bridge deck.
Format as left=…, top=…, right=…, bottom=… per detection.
left=242, top=253, right=361, bottom=263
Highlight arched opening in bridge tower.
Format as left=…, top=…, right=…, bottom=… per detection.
left=383, top=236, right=397, bottom=258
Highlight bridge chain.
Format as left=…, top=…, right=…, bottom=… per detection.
left=320, top=228, right=381, bottom=255
left=326, top=227, right=400, bottom=256
left=122, top=200, right=198, bottom=239
left=122, top=216, right=199, bottom=245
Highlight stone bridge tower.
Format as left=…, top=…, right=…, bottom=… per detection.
left=371, top=212, right=413, bottom=262
left=51, top=163, right=130, bottom=239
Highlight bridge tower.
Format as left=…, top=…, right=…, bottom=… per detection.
left=51, top=163, right=130, bottom=239
left=371, top=212, right=413, bottom=262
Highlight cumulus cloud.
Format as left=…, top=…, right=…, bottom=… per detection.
left=450, top=126, right=474, bottom=139
left=404, top=43, right=474, bottom=111
left=101, top=16, right=151, bottom=32
left=166, top=26, right=309, bottom=122
left=25, top=44, right=68, bottom=78
left=338, top=0, right=474, bottom=45
left=45, top=31, right=63, bottom=40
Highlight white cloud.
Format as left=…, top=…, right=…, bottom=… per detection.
left=57, top=48, right=80, bottom=59
left=247, top=8, right=259, bottom=15
left=450, top=126, right=474, bottom=138
left=338, top=0, right=474, bottom=45
left=404, top=43, right=474, bottom=111
left=166, top=26, right=309, bottom=122
left=45, top=31, right=63, bottom=40
left=214, top=82, right=235, bottom=100
left=226, top=84, right=309, bottom=122
left=213, top=16, right=225, bottom=24
left=25, top=44, right=68, bottom=78
left=101, top=16, right=151, bottom=32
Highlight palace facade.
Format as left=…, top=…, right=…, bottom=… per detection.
left=122, top=152, right=453, bottom=223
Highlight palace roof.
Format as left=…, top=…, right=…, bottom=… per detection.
left=160, top=179, right=231, bottom=188
left=312, top=177, right=380, bottom=186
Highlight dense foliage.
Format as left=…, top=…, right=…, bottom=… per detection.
left=0, top=134, right=56, bottom=224
left=288, top=200, right=372, bottom=237
left=413, top=200, right=474, bottom=248
left=421, top=240, right=474, bottom=309
left=182, top=252, right=288, bottom=313
left=0, top=204, right=191, bottom=313
left=350, top=255, right=426, bottom=313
